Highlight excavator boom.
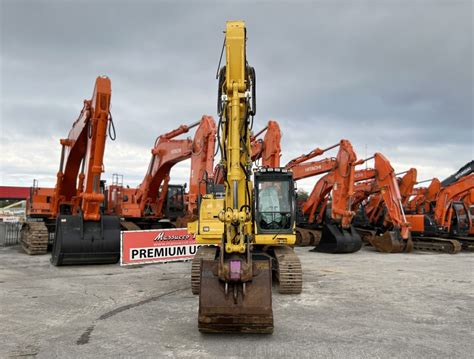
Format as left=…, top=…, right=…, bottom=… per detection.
left=250, top=120, right=282, bottom=168
left=287, top=140, right=362, bottom=253
left=49, top=76, right=120, bottom=265
left=107, top=115, right=216, bottom=228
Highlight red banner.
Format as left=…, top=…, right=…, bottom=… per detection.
left=120, top=228, right=203, bottom=266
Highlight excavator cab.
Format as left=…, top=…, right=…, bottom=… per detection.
left=254, top=168, right=295, bottom=234
left=165, top=184, right=186, bottom=220
left=449, top=201, right=470, bottom=236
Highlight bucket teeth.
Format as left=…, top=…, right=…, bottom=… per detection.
left=198, top=259, right=273, bottom=334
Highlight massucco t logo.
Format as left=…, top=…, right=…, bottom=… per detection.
left=153, top=231, right=193, bottom=242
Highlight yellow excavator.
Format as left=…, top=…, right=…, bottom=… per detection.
left=188, top=21, right=302, bottom=333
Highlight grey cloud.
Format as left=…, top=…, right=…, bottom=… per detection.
left=1, top=0, right=472, bottom=190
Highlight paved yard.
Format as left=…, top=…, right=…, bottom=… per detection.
left=1, top=245, right=473, bottom=358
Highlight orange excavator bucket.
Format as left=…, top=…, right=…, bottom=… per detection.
left=369, top=229, right=413, bottom=253
left=198, top=258, right=273, bottom=334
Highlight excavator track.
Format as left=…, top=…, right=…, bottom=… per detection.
left=449, top=236, right=474, bottom=251
left=120, top=221, right=141, bottom=231
left=20, top=221, right=49, bottom=255
left=295, top=227, right=321, bottom=247
left=412, top=237, right=462, bottom=254
left=191, top=246, right=217, bottom=295
left=273, top=246, right=303, bottom=294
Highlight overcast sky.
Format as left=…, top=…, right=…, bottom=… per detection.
left=0, top=0, right=472, bottom=192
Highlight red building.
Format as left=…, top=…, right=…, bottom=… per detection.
left=0, top=186, right=30, bottom=200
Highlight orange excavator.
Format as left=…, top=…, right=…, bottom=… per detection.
left=459, top=189, right=474, bottom=236
left=405, top=173, right=474, bottom=252
left=285, top=140, right=363, bottom=253
left=307, top=153, right=413, bottom=253
left=23, top=76, right=121, bottom=265
left=251, top=120, right=282, bottom=167
left=406, top=178, right=442, bottom=214
left=356, top=168, right=417, bottom=240
left=106, top=115, right=216, bottom=229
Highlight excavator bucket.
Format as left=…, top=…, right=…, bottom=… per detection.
left=198, top=258, right=273, bottom=334
left=51, top=214, right=121, bottom=266
left=369, top=230, right=414, bottom=253
left=312, top=223, right=362, bottom=253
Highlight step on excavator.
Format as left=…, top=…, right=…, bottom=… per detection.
left=106, top=115, right=216, bottom=229
left=405, top=173, right=474, bottom=252
left=345, top=153, right=413, bottom=252
left=23, top=76, right=121, bottom=265
left=188, top=21, right=302, bottom=333
left=285, top=140, right=363, bottom=253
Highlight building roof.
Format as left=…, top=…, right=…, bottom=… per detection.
left=0, top=186, right=30, bottom=199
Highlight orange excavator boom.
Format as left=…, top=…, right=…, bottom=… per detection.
left=433, top=173, right=474, bottom=230
left=37, top=76, right=121, bottom=266
left=307, top=153, right=413, bottom=253
left=286, top=140, right=362, bottom=253
left=107, top=115, right=216, bottom=227
left=250, top=120, right=282, bottom=168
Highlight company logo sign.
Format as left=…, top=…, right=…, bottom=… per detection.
left=121, top=228, right=206, bottom=266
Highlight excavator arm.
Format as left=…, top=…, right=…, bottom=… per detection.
left=287, top=140, right=362, bottom=253
left=361, top=153, right=411, bottom=251
left=109, top=116, right=216, bottom=225
left=433, top=173, right=474, bottom=231
left=250, top=120, right=281, bottom=168
left=303, top=153, right=412, bottom=252
left=137, top=121, right=197, bottom=217
left=187, top=116, right=217, bottom=214
left=54, top=76, right=112, bottom=220
left=50, top=76, right=121, bottom=266
left=399, top=168, right=418, bottom=207
left=407, top=178, right=441, bottom=214
left=362, top=168, right=417, bottom=233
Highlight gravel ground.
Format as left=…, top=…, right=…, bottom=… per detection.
left=1, top=245, right=473, bottom=358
